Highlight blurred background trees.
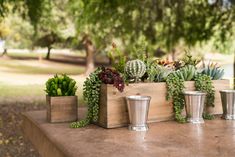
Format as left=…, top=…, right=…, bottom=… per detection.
left=0, top=0, right=234, bottom=78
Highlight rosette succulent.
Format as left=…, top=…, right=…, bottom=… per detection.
left=45, top=74, right=77, bottom=96
left=201, top=63, right=224, bottom=80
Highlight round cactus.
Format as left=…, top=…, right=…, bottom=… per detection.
left=125, top=59, right=146, bottom=82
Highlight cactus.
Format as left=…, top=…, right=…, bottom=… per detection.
left=201, top=63, right=224, bottom=80
left=125, top=59, right=146, bottom=82
left=173, top=65, right=196, bottom=81
left=45, top=74, right=77, bottom=96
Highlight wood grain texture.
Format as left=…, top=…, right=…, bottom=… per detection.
left=46, top=96, right=78, bottom=123
left=98, top=80, right=230, bottom=128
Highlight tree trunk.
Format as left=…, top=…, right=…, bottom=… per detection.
left=83, top=35, right=95, bottom=75
left=172, top=48, right=176, bottom=61
left=46, top=47, right=52, bottom=60
left=1, top=48, right=7, bottom=56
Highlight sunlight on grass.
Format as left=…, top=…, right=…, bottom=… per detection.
left=0, top=59, right=85, bottom=75
left=0, top=79, right=85, bottom=105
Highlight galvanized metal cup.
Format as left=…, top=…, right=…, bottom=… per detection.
left=126, top=95, right=151, bottom=131
left=184, top=91, right=206, bottom=124
left=220, top=90, right=235, bottom=120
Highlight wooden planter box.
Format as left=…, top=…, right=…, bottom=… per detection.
left=46, top=96, right=78, bottom=123
left=97, top=80, right=230, bottom=128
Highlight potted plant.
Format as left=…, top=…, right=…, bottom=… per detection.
left=70, top=44, right=230, bottom=129
left=45, top=74, right=78, bottom=123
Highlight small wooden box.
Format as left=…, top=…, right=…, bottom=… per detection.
left=46, top=96, right=78, bottom=123
left=97, top=80, right=230, bottom=128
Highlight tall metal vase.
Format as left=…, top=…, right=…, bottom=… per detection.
left=220, top=90, right=235, bottom=120
left=126, top=96, right=151, bottom=131
left=184, top=91, right=206, bottom=124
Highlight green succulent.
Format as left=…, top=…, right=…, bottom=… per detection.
left=154, top=65, right=172, bottom=82
left=108, top=44, right=126, bottom=74
left=182, top=52, right=199, bottom=66
left=201, top=64, right=224, bottom=80
left=45, top=74, right=77, bottom=96
left=166, top=73, right=186, bottom=123
left=125, top=59, right=146, bottom=82
left=172, top=65, right=196, bottom=81
left=70, top=68, right=102, bottom=128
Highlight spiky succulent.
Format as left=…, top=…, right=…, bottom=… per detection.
left=201, top=63, right=224, bottom=80
left=172, top=65, right=196, bottom=81
left=125, top=59, right=146, bottom=82
left=45, top=74, right=77, bottom=96
left=154, top=65, right=172, bottom=82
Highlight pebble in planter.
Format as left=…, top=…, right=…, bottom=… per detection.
left=220, top=90, right=235, bottom=120
left=45, top=74, right=78, bottom=123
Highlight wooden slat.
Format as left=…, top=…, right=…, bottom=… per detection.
left=98, top=80, right=230, bottom=128
left=47, top=96, right=78, bottom=123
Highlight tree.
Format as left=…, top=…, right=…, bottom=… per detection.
left=0, top=22, right=10, bottom=55
left=1, top=0, right=235, bottom=80
left=67, top=0, right=235, bottom=72
left=34, top=31, right=62, bottom=60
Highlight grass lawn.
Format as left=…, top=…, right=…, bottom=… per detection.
left=0, top=59, right=85, bottom=75
left=0, top=81, right=85, bottom=105
left=6, top=51, right=86, bottom=59
left=0, top=57, right=86, bottom=105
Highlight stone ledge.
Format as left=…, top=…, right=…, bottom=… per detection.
left=22, top=110, right=235, bottom=157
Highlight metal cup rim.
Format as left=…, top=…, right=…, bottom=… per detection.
left=183, top=91, right=206, bottom=95
left=126, top=95, right=151, bottom=101
left=220, top=89, right=235, bottom=93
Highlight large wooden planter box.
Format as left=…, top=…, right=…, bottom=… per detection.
left=46, top=96, right=78, bottom=123
left=97, top=80, right=230, bottom=128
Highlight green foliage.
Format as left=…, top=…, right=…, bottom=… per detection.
left=125, top=59, right=146, bottom=82
left=0, top=22, right=10, bottom=38
left=45, top=74, right=77, bottom=96
left=166, top=73, right=186, bottom=123
left=166, top=72, right=216, bottom=123
left=146, top=64, right=172, bottom=82
left=108, top=43, right=126, bottom=74
left=202, top=113, right=214, bottom=120
left=129, top=37, right=150, bottom=60
left=194, top=74, right=215, bottom=107
left=25, top=0, right=51, bottom=28
left=195, top=74, right=215, bottom=120
left=182, top=52, right=199, bottom=67
left=70, top=68, right=102, bottom=128
left=34, top=31, right=63, bottom=48
left=172, top=65, right=197, bottom=81
left=201, top=63, right=224, bottom=80
left=146, top=63, right=158, bottom=82
left=67, top=0, right=235, bottom=54
left=155, top=66, right=172, bottom=82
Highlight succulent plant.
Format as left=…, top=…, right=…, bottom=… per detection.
left=173, top=65, right=196, bottom=81
left=125, top=59, right=146, bottom=82
left=182, top=52, right=199, bottom=66
left=154, top=65, right=172, bottom=82
left=45, top=74, right=77, bottom=96
left=98, top=67, right=125, bottom=92
left=201, top=63, right=224, bottom=80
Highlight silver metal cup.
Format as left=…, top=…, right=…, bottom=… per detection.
left=126, top=95, right=151, bottom=131
left=220, top=90, right=235, bottom=120
left=184, top=91, right=206, bottom=124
